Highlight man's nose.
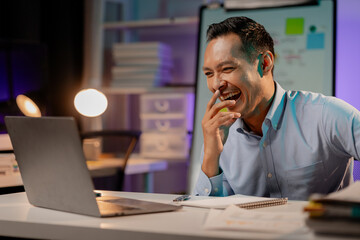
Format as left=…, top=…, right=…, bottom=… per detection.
left=213, top=75, right=226, bottom=92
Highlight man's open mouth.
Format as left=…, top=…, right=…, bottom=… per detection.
left=219, top=90, right=241, bottom=102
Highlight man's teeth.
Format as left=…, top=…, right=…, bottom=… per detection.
left=219, top=90, right=241, bottom=101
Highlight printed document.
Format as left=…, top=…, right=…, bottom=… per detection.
left=204, top=205, right=306, bottom=233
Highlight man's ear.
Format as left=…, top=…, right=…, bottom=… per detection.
left=258, top=51, right=274, bottom=77
left=262, top=51, right=274, bottom=75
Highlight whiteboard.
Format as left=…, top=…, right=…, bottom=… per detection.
left=188, top=0, right=336, bottom=193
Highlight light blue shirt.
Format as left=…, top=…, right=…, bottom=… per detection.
left=194, top=82, right=359, bottom=200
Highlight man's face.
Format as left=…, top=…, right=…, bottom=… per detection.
left=202, top=33, right=266, bottom=120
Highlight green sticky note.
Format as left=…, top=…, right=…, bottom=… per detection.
left=285, top=18, right=304, bottom=35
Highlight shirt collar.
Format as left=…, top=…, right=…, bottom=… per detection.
left=265, top=81, right=286, bottom=130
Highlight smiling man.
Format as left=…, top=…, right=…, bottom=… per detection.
left=194, top=17, right=360, bottom=200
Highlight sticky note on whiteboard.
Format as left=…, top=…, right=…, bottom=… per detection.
left=307, top=33, right=325, bottom=49
left=285, top=18, right=304, bottom=35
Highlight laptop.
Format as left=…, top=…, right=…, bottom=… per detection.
left=5, top=116, right=181, bottom=217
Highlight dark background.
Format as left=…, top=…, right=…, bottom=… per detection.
left=0, top=0, right=84, bottom=132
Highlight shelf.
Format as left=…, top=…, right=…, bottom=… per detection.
left=102, top=86, right=194, bottom=95
left=103, top=16, right=199, bottom=30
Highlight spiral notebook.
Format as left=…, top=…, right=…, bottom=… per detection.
left=178, top=195, right=288, bottom=209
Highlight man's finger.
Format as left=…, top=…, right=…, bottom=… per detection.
left=206, top=90, right=220, bottom=111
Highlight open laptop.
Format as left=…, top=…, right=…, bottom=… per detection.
left=5, top=116, right=181, bottom=217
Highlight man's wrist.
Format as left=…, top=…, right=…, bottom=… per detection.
left=201, top=162, right=220, bottom=178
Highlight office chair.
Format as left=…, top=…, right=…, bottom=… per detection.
left=81, top=130, right=141, bottom=191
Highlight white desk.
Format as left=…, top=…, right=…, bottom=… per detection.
left=0, top=191, right=355, bottom=240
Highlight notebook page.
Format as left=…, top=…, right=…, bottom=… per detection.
left=178, top=195, right=286, bottom=209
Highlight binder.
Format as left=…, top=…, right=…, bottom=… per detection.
left=304, top=181, right=360, bottom=237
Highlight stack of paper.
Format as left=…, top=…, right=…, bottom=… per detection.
left=111, top=42, right=173, bottom=87
left=304, top=181, right=360, bottom=236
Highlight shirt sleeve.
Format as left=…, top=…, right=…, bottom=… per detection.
left=193, top=168, right=223, bottom=196
left=193, top=145, right=233, bottom=196
left=322, top=97, right=360, bottom=160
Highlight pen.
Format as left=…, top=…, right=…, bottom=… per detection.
left=173, top=195, right=191, bottom=202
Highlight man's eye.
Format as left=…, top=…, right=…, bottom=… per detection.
left=204, top=72, right=213, bottom=77
left=223, top=67, right=234, bottom=72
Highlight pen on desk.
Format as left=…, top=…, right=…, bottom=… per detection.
left=173, top=195, right=191, bottom=202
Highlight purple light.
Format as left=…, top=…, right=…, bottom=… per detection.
left=336, top=0, right=360, bottom=180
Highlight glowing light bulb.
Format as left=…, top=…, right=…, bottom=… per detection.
left=74, top=89, right=108, bottom=117
left=24, top=99, right=37, bottom=114
left=16, top=95, right=41, bottom=117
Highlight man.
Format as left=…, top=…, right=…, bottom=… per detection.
left=194, top=16, right=360, bottom=200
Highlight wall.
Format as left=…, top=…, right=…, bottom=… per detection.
left=336, top=0, right=360, bottom=180
left=0, top=0, right=84, bottom=119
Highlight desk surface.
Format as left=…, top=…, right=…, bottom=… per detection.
left=0, top=191, right=354, bottom=240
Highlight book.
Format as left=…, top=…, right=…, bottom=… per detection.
left=112, top=42, right=171, bottom=52
left=112, top=48, right=172, bottom=58
left=310, top=181, right=360, bottom=205
left=305, top=217, right=360, bottom=236
left=111, top=69, right=172, bottom=80
left=111, top=41, right=174, bottom=87
left=305, top=181, right=360, bottom=219
left=110, top=77, right=171, bottom=87
left=111, top=66, right=163, bottom=74
left=113, top=57, right=173, bottom=68
left=304, top=198, right=360, bottom=220
left=304, top=181, right=360, bottom=236
left=111, top=68, right=172, bottom=87
left=177, top=194, right=288, bottom=209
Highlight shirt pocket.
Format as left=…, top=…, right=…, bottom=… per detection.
left=285, top=161, right=326, bottom=200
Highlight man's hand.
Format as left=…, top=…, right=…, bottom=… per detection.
left=201, top=90, right=241, bottom=178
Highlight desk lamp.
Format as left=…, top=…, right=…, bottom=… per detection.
left=16, top=94, right=42, bottom=117
left=74, top=88, right=108, bottom=118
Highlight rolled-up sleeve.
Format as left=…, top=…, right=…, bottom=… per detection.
left=194, top=168, right=224, bottom=196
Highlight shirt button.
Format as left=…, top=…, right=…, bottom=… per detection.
left=267, top=173, right=272, bottom=178
left=214, top=187, right=219, bottom=192
left=204, top=188, right=209, bottom=193
left=263, top=142, right=267, bottom=148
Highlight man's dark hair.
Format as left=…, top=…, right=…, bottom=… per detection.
left=207, top=16, right=275, bottom=68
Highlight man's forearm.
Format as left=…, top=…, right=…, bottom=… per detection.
left=201, top=154, right=220, bottom=178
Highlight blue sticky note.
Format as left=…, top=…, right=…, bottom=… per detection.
left=307, top=33, right=325, bottom=49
